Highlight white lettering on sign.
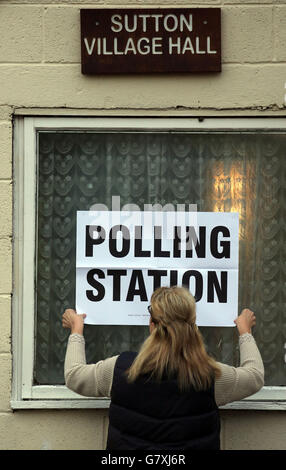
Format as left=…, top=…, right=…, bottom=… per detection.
left=85, top=37, right=164, bottom=56
left=110, top=13, right=193, bottom=33
left=81, top=8, right=221, bottom=73
left=84, top=37, right=96, bottom=55
left=169, top=36, right=217, bottom=55
left=84, top=36, right=217, bottom=57
left=83, top=12, right=218, bottom=58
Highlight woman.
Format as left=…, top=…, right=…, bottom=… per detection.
left=62, top=286, right=264, bottom=450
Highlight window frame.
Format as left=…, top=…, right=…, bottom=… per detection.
left=12, top=115, right=286, bottom=410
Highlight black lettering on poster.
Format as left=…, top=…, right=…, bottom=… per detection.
left=109, top=225, right=130, bottom=258
left=182, top=270, right=203, bottom=302
left=210, top=226, right=230, bottom=259
left=107, top=269, right=127, bottom=301
left=85, top=225, right=105, bottom=257
left=126, top=270, right=148, bottom=301
left=86, top=268, right=105, bottom=301
left=207, top=271, right=228, bottom=303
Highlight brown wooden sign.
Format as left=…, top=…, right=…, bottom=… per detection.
left=80, top=8, right=221, bottom=74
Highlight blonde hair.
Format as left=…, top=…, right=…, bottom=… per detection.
left=127, top=286, right=221, bottom=391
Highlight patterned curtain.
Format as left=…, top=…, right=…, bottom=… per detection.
left=35, top=131, right=286, bottom=386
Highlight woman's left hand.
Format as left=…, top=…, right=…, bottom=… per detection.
left=62, top=308, right=86, bottom=335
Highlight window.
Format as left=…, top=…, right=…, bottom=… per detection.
left=12, top=116, right=286, bottom=408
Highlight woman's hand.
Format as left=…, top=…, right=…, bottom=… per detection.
left=62, top=308, right=86, bottom=335
left=234, top=308, right=256, bottom=335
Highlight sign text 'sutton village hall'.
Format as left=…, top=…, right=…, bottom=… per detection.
left=81, top=8, right=221, bottom=74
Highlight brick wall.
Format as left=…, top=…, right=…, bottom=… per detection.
left=0, top=1, right=285, bottom=449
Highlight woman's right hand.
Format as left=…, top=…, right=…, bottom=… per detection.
left=62, top=308, right=86, bottom=335
left=234, top=308, right=256, bottom=335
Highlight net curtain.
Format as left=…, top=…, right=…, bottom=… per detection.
left=36, top=132, right=286, bottom=386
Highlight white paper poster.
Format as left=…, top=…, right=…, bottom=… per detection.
left=76, top=211, right=239, bottom=326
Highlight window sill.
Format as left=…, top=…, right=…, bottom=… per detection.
left=10, top=399, right=286, bottom=411
left=10, top=398, right=110, bottom=410
left=11, top=386, right=286, bottom=411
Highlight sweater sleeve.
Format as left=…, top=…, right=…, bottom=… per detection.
left=64, top=333, right=264, bottom=405
left=64, top=333, right=118, bottom=397
left=215, top=333, right=264, bottom=407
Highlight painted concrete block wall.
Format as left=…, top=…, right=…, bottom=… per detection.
left=0, top=1, right=285, bottom=450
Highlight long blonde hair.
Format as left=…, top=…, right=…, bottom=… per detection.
left=127, top=286, right=221, bottom=391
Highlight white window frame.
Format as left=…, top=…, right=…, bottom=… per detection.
left=12, top=115, right=286, bottom=410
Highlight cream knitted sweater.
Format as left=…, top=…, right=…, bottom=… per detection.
left=64, top=332, right=264, bottom=406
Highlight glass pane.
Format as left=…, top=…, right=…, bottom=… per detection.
left=35, top=131, right=286, bottom=387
